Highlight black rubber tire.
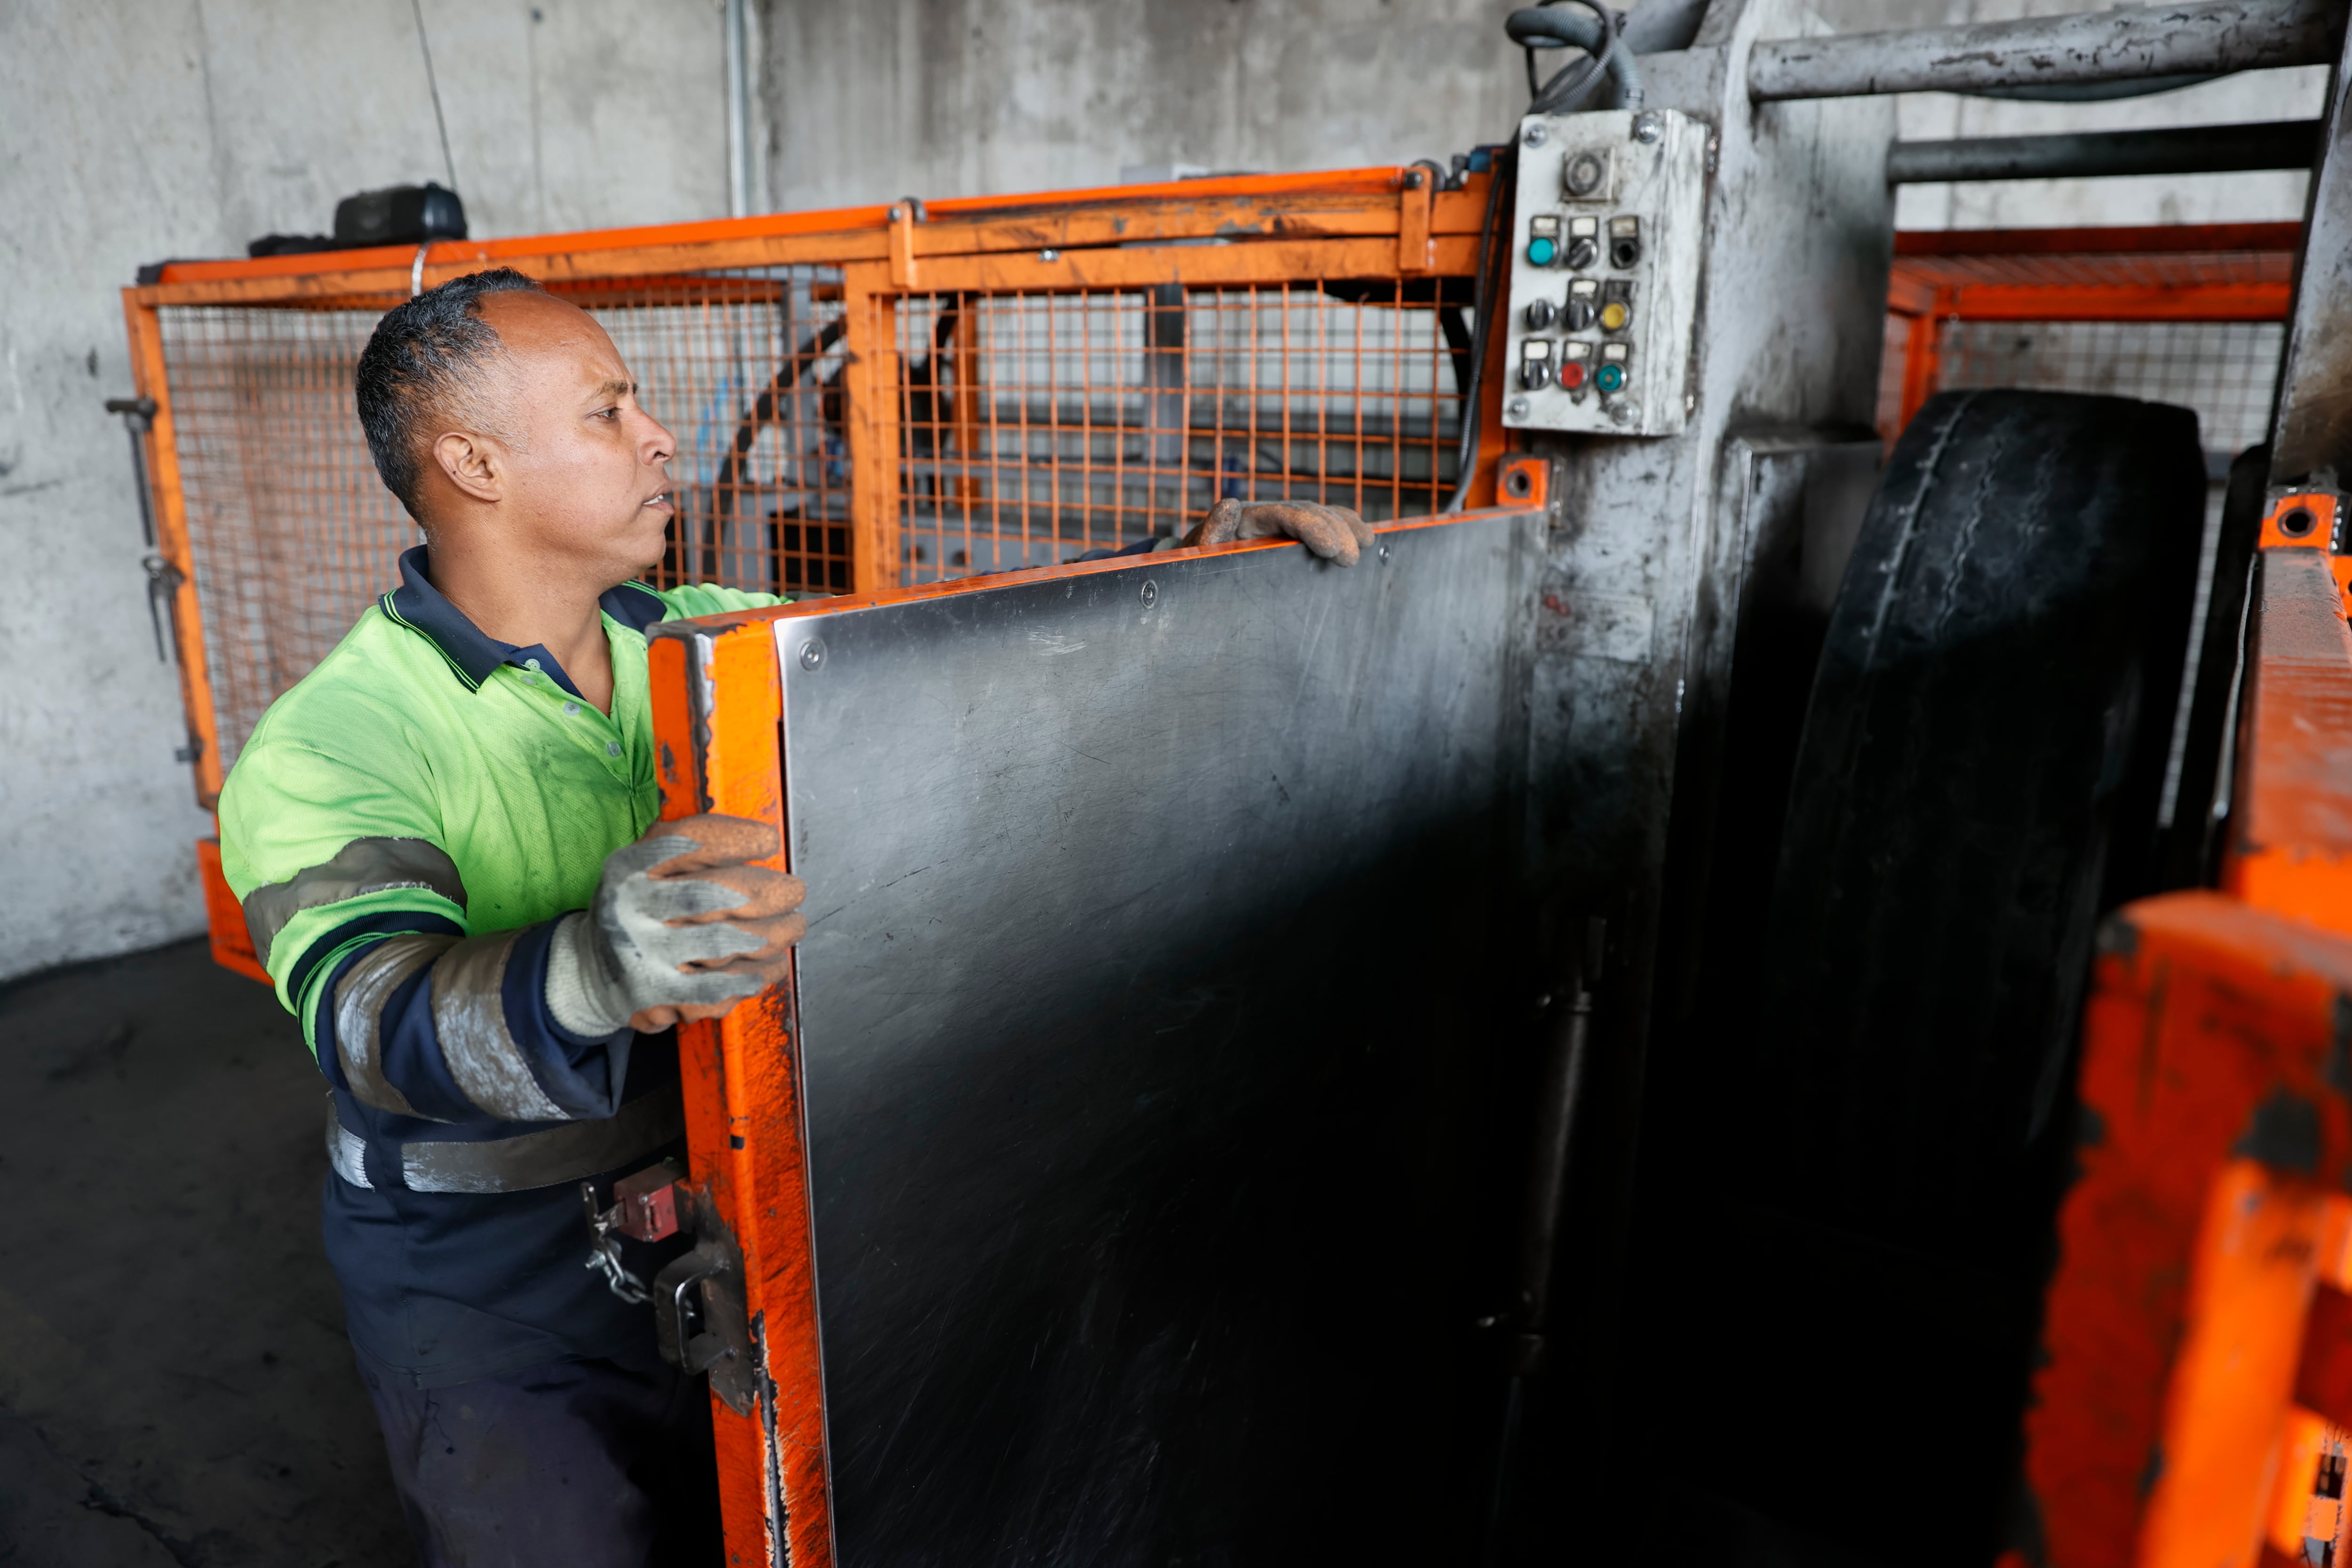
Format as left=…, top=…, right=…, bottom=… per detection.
left=1723, top=389, right=2204, bottom=1564
left=1757, top=388, right=2203, bottom=1248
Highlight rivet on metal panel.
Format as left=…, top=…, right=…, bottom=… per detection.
left=799, top=638, right=826, bottom=670
left=1524, top=123, right=1549, bottom=147
left=1038, top=248, right=1060, bottom=262
left=1509, top=396, right=1530, bottom=418
left=1633, top=112, right=1663, bottom=144
left=1140, top=580, right=1159, bottom=608
left=1379, top=544, right=1392, bottom=562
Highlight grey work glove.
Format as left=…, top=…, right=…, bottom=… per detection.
left=547, top=814, right=807, bottom=1037
left=1184, top=499, right=1375, bottom=566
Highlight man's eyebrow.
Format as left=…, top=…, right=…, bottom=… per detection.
left=592, top=378, right=636, bottom=399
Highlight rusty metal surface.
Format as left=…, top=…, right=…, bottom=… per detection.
left=765, top=512, right=1539, bottom=1560
left=1748, top=0, right=2339, bottom=103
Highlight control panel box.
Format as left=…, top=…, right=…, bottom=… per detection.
left=1501, top=109, right=1709, bottom=438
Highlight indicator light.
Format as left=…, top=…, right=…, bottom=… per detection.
left=1599, top=301, right=1630, bottom=332
left=1595, top=363, right=1626, bottom=393
left=1528, top=237, right=1557, bottom=266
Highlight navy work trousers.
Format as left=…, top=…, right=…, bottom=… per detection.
left=355, top=1349, right=723, bottom=1567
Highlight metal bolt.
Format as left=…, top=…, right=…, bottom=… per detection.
left=1632, top=112, right=1663, bottom=144
left=1039, top=248, right=1060, bottom=263
left=1610, top=400, right=1637, bottom=425
left=1377, top=544, right=1391, bottom=562
left=1507, top=396, right=1529, bottom=419
left=1140, top=579, right=1158, bottom=608
left=1523, top=123, right=1548, bottom=148
left=888, top=206, right=902, bottom=221
left=799, top=638, right=826, bottom=670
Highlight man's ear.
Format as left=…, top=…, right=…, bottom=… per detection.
left=432, top=429, right=505, bottom=506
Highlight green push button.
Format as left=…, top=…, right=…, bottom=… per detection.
left=1527, top=236, right=1557, bottom=266
left=1595, top=363, right=1627, bottom=393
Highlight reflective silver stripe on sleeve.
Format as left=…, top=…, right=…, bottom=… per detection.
left=401, top=1082, right=685, bottom=1194
left=324, top=1098, right=373, bottom=1187
left=243, top=837, right=469, bottom=970
left=333, top=934, right=453, bottom=1118
left=429, top=930, right=568, bottom=1121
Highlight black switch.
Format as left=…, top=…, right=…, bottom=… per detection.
left=1566, top=236, right=1599, bottom=270
left=1525, top=298, right=1556, bottom=331
left=1564, top=296, right=1596, bottom=332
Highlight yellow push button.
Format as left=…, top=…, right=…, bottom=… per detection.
left=1598, top=300, right=1630, bottom=331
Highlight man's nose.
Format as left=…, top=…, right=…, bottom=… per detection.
left=638, top=409, right=677, bottom=465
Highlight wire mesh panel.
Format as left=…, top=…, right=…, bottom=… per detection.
left=889, top=281, right=1469, bottom=583
left=147, top=254, right=1476, bottom=765
left=157, top=273, right=857, bottom=765
left=160, top=302, right=414, bottom=772
left=585, top=270, right=852, bottom=597
left=1933, top=320, right=2283, bottom=462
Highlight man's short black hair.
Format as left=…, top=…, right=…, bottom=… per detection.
left=355, top=267, right=546, bottom=520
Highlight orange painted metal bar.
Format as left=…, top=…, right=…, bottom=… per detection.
left=131, top=171, right=1494, bottom=309
left=2027, top=893, right=2352, bottom=1568
left=905, top=235, right=1480, bottom=295
left=2223, top=538, right=2352, bottom=938
left=1925, top=280, right=2293, bottom=323
left=1894, top=223, right=2303, bottom=258
left=2030, top=527, right=2352, bottom=1567
left=1897, top=294, right=1947, bottom=433
left=648, top=628, right=833, bottom=1568
left=839, top=263, right=902, bottom=596
left=195, top=838, right=269, bottom=986
left=120, top=294, right=226, bottom=806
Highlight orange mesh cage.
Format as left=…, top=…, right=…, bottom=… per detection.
left=120, top=169, right=1497, bottom=804
left=1877, top=222, right=2300, bottom=453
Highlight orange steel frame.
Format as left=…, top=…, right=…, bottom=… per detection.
left=123, top=168, right=1504, bottom=986
left=1883, top=223, right=2300, bottom=436
left=643, top=459, right=1549, bottom=1568
left=2023, top=492, right=2352, bottom=1568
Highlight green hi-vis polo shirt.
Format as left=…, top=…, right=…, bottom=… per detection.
left=222, top=547, right=778, bottom=1036
left=216, top=544, right=782, bottom=1388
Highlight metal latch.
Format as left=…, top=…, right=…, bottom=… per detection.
left=583, top=1162, right=756, bottom=1414
left=653, top=1186, right=757, bottom=1415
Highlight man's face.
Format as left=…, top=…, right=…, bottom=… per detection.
left=474, top=290, right=677, bottom=579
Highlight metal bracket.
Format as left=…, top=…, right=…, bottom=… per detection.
left=652, top=1183, right=758, bottom=1415
left=142, top=553, right=183, bottom=664
left=104, top=396, right=159, bottom=549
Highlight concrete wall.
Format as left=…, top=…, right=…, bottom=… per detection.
left=0, top=0, right=2334, bottom=982
left=0, top=0, right=732, bottom=984
left=761, top=0, right=2324, bottom=226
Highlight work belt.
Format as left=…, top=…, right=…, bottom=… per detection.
left=325, top=1082, right=685, bottom=1194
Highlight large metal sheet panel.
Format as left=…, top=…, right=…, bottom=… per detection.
left=773, top=513, right=1541, bottom=1562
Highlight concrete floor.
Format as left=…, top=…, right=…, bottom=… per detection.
left=0, top=939, right=410, bottom=1567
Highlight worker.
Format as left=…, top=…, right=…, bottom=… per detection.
left=216, top=266, right=1372, bottom=1567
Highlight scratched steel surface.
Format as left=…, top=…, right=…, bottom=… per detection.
left=774, top=513, right=1541, bottom=1563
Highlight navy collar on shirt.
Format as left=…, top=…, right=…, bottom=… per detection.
left=380, top=545, right=669, bottom=698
